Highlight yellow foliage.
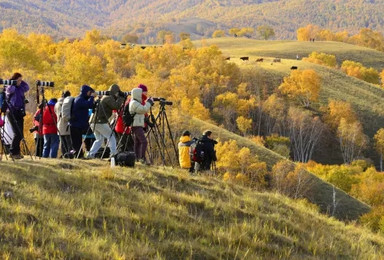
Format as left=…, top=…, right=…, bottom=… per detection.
left=236, top=116, right=252, bottom=136
left=324, top=100, right=357, bottom=130
left=296, top=24, right=319, bottom=41
left=341, top=60, right=380, bottom=84
left=235, top=173, right=248, bottom=184
left=278, top=69, right=320, bottom=107
left=303, top=52, right=337, bottom=68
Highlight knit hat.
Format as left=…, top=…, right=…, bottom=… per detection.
left=182, top=130, right=191, bottom=136
left=138, top=84, right=148, bottom=93
left=62, top=90, right=71, bottom=98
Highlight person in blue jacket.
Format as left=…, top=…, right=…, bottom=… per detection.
left=70, top=85, right=95, bottom=158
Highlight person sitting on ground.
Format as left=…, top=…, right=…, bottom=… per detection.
left=198, top=130, right=217, bottom=172
left=42, top=98, right=59, bottom=158
left=129, top=87, right=153, bottom=165
left=178, top=130, right=196, bottom=173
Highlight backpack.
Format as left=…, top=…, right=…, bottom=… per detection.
left=192, top=140, right=205, bottom=162
left=122, top=103, right=135, bottom=127
left=61, top=96, right=75, bottom=121
left=115, top=151, right=135, bottom=167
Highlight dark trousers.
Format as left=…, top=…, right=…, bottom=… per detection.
left=84, top=137, right=95, bottom=152
left=60, top=135, right=73, bottom=155
left=70, top=126, right=85, bottom=158
left=201, top=159, right=213, bottom=171
left=8, top=110, right=24, bottom=155
left=34, top=136, right=44, bottom=157
left=132, top=127, right=147, bottom=160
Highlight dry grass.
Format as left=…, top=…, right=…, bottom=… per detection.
left=0, top=159, right=383, bottom=259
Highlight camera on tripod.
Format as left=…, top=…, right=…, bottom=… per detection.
left=95, top=91, right=131, bottom=97
left=29, top=125, right=39, bottom=133
left=153, top=97, right=173, bottom=106
left=36, top=80, right=54, bottom=87
left=0, top=79, right=17, bottom=86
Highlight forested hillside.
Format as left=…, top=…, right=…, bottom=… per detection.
left=2, top=0, right=384, bottom=41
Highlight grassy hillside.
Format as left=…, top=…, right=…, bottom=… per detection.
left=195, top=38, right=384, bottom=70
left=176, top=117, right=370, bottom=221
left=0, top=159, right=383, bottom=259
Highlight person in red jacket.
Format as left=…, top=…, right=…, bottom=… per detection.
left=32, top=106, right=44, bottom=157
left=115, top=84, right=149, bottom=153
left=42, top=98, right=59, bottom=158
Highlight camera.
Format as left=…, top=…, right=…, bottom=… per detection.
left=36, top=80, right=54, bottom=87
left=29, top=125, right=39, bottom=133
left=119, top=91, right=131, bottom=98
left=95, top=91, right=110, bottom=96
left=153, top=97, right=173, bottom=106
left=0, top=79, right=17, bottom=86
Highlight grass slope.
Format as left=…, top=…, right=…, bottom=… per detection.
left=180, top=117, right=370, bottom=221
left=196, top=38, right=384, bottom=70
left=0, top=159, right=383, bottom=259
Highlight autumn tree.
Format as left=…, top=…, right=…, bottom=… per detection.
left=257, top=25, right=275, bottom=40
left=157, top=30, right=173, bottom=44
left=278, top=69, right=321, bottom=108
left=121, top=33, right=139, bottom=43
left=236, top=116, right=252, bottom=136
left=337, top=118, right=368, bottom=164
left=323, top=100, right=357, bottom=130
left=263, top=94, right=288, bottom=136
left=374, top=128, right=384, bottom=171
left=229, top=28, right=241, bottom=37
left=297, top=24, right=319, bottom=41
left=341, top=60, right=380, bottom=84
left=179, top=32, right=190, bottom=41
left=238, top=27, right=254, bottom=38
left=303, top=52, right=337, bottom=68
left=288, top=107, right=324, bottom=162
left=212, top=30, right=225, bottom=38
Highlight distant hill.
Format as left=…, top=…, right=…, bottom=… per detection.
left=0, top=159, right=382, bottom=258
left=2, top=0, right=384, bottom=41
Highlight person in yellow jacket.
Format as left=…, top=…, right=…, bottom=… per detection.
left=178, top=130, right=195, bottom=173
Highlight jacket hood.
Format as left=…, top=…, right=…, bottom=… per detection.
left=108, top=84, right=120, bottom=96
left=48, top=99, right=57, bottom=106
left=132, top=88, right=142, bottom=102
left=80, top=85, right=94, bottom=97
left=180, top=136, right=191, bottom=143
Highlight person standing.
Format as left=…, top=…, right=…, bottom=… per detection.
left=42, top=98, right=59, bottom=158
left=5, top=72, right=29, bottom=159
left=198, top=130, right=218, bottom=172
left=70, top=85, right=95, bottom=158
left=32, top=106, right=44, bottom=157
left=129, top=87, right=153, bottom=164
left=55, top=90, right=73, bottom=156
left=88, top=84, right=124, bottom=159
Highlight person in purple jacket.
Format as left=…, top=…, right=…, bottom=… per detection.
left=5, top=72, right=29, bottom=159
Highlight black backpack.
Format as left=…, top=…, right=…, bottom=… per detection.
left=122, top=103, right=135, bottom=127
left=115, top=151, right=136, bottom=167
left=192, top=140, right=205, bottom=162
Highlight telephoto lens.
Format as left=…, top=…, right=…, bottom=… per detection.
left=95, top=91, right=110, bottom=96
left=0, top=79, right=17, bottom=85
left=36, top=80, right=54, bottom=87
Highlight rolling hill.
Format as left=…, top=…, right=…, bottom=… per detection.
left=194, top=38, right=384, bottom=164
left=2, top=0, right=384, bottom=41
left=0, top=159, right=382, bottom=259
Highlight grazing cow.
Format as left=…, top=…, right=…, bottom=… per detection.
left=141, top=46, right=146, bottom=49
left=273, top=58, right=281, bottom=63
left=240, top=57, right=249, bottom=61
left=225, top=57, right=231, bottom=60
left=256, top=58, right=264, bottom=62
left=291, top=66, right=298, bottom=70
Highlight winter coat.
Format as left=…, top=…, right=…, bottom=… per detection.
left=5, top=81, right=29, bottom=111
left=200, top=135, right=217, bottom=163
left=70, top=85, right=94, bottom=130
left=55, top=97, right=70, bottom=135
left=42, top=100, right=58, bottom=135
left=178, top=136, right=194, bottom=169
left=129, top=88, right=151, bottom=127
left=90, top=84, right=124, bottom=124
left=33, top=109, right=43, bottom=136
left=115, top=94, right=148, bottom=134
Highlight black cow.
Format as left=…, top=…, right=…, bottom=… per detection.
left=225, top=57, right=231, bottom=60
left=291, top=66, right=298, bottom=70
left=256, top=58, right=264, bottom=62
left=273, top=58, right=281, bottom=62
left=240, top=57, right=249, bottom=61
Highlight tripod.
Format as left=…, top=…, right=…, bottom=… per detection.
left=146, top=102, right=178, bottom=166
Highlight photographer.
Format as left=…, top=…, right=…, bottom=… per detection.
left=5, top=72, right=29, bottom=159
left=32, top=106, right=43, bottom=157
left=129, top=87, right=153, bottom=164
left=197, top=130, right=218, bottom=172
left=88, top=84, right=124, bottom=159
left=70, top=85, right=95, bottom=158
left=42, top=98, right=59, bottom=158
left=55, top=91, right=73, bottom=156
left=178, top=130, right=196, bottom=173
